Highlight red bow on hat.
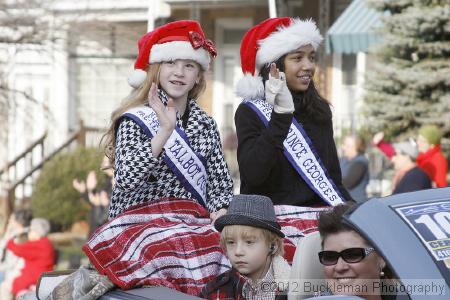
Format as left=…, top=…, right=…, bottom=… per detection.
left=189, top=31, right=217, bottom=58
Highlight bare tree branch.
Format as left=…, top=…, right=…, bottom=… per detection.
left=0, top=0, right=55, bottom=44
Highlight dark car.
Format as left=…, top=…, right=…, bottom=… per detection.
left=309, top=187, right=450, bottom=300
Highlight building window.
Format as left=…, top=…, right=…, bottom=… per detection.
left=76, top=59, right=132, bottom=129
left=342, top=53, right=356, bottom=85
left=223, top=103, right=234, bottom=134
left=223, top=29, right=247, bottom=45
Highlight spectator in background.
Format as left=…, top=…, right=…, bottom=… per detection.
left=73, top=155, right=112, bottom=235
left=340, top=135, right=369, bottom=203
left=223, top=131, right=240, bottom=193
left=416, top=125, right=448, bottom=188
left=6, top=218, right=55, bottom=298
left=94, top=155, right=113, bottom=228
left=391, top=141, right=431, bottom=194
left=372, top=125, right=448, bottom=188
left=0, top=209, right=32, bottom=300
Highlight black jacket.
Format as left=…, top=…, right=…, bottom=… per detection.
left=235, top=99, right=351, bottom=206
left=200, top=269, right=287, bottom=300
left=393, top=166, right=431, bottom=194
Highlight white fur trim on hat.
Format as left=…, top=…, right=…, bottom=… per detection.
left=256, top=18, right=323, bottom=70
left=127, top=69, right=147, bottom=88
left=150, top=41, right=210, bottom=71
left=235, top=73, right=265, bottom=100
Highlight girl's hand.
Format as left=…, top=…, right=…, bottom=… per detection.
left=265, top=63, right=282, bottom=105
left=273, top=73, right=294, bottom=114
left=210, top=208, right=227, bottom=224
left=269, top=62, right=280, bottom=79
left=265, top=63, right=294, bottom=114
left=148, top=82, right=177, bottom=134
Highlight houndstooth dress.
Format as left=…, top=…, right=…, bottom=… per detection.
left=108, top=91, right=234, bottom=219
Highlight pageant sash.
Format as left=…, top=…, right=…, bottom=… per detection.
left=122, top=106, right=208, bottom=207
left=244, top=99, right=345, bottom=206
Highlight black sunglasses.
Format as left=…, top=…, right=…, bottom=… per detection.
left=318, top=247, right=375, bottom=266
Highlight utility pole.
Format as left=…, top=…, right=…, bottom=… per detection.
left=268, top=0, right=277, bottom=17
left=318, top=0, right=330, bottom=98
left=147, top=0, right=171, bottom=32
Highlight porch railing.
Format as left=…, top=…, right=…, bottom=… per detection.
left=0, top=124, right=105, bottom=228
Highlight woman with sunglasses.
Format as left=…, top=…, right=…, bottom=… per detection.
left=317, top=204, right=395, bottom=300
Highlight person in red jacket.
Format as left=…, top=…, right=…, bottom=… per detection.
left=372, top=125, right=448, bottom=188
left=416, top=125, right=448, bottom=188
left=6, top=218, right=55, bottom=297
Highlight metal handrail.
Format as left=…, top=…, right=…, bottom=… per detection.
left=0, top=132, right=47, bottom=177
left=8, top=131, right=80, bottom=191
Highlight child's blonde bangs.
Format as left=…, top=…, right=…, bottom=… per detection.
left=222, top=225, right=264, bottom=241
left=220, top=225, right=284, bottom=256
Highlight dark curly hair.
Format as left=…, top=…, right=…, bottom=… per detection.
left=318, top=203, right=355, bottom=245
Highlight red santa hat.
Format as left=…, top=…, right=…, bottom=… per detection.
left=236, top=18, right=323, bottom=100
left=127, top=20, right=217, bottom=88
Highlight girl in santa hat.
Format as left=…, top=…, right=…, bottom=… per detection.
left=72, top=20, right=234, bottom=296
left=103, top=20, right=233, bottom=221
left=235, top=18, right=352, bottom=207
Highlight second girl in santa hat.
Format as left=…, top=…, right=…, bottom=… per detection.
left=235, top=18, right=352, bottom=207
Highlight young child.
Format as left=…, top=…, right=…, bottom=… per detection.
left=83, top=20, right=233, bottom=294
left=0, top=209, right=32, bottom=300
left=200, top=194, right=290, bottom=300
left=234, top=18, right=351, bottom=207
left=6, top=218, right=55, bottom=298
left=104, top=19, right=233, bottom=221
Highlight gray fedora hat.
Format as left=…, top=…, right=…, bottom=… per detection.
left=214, top=194, right=284, bottom=238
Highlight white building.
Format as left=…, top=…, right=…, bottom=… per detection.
left=325, top=0, right=382, bottom=134
left=0, top=0, right=153, bottom=165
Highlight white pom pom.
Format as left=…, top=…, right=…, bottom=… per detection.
left=127, top=69, right=147, bottom=88
left=235, top=73, right=265, bottom=100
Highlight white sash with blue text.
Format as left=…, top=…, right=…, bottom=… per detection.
left=244, top=99, right=345, bottom=206
left=122, top=106, right=208, bottom=207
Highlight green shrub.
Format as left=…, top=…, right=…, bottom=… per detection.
left=32, top=147, right=105, bottom=230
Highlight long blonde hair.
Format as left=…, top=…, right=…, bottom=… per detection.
left=103, top=62, right=206, bottom=166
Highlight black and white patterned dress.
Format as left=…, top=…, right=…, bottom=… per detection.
left=108, top=91, right=234, bottom=218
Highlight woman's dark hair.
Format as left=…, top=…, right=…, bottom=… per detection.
left=259, top=55, right=331, bottom=123
left=318, top=203, right=394, bottom=279
left=13, top=209, right=33, bottom=227
left=318, top=203, right=355, bottom=245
